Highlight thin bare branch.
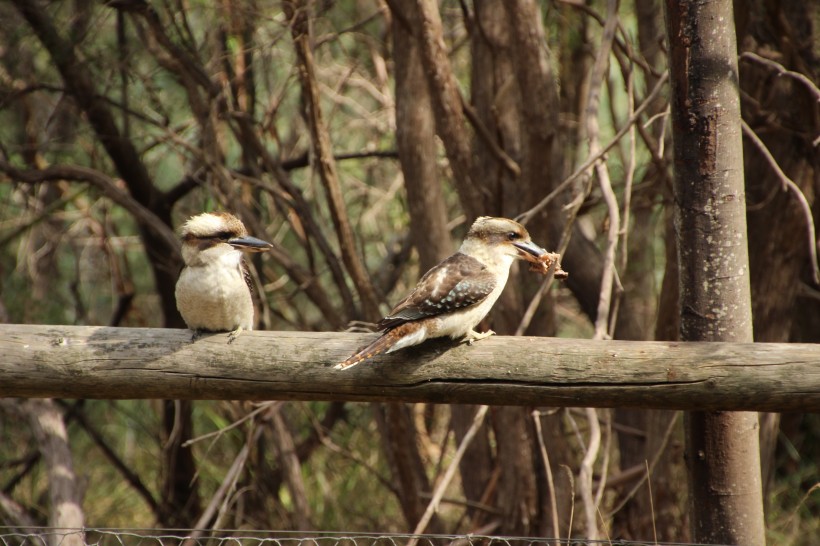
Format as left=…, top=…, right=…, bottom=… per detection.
left=619, top=71, right=638, bottom=272
left=606, top=412, right=681, bottom=517
left=57, top=401, right=160, bottom=518
left=740, top=51, right=820, bottom=105
left=741, top=120, right=820, bottom=285
left=578, top=407, right=602, bottom=540
left=408, top=405, right=490, bottom=545
left=183, top=427, right=259, bottom=544
left=517, top=71, right=669, bottom=226
left=182, top=402, right=282, bottom=448
left=585, top=0, right=620, bottom=341
left=284, top=0, right=382, bottom=321
left=0, top=162, right=179, bottom=254
left=533, top=411, right=561, bottom=543
left=460, top=95, right=521, bottom=177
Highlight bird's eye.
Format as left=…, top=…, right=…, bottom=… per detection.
left=507, top=231, right=520, bottom=241
left=214, top=231, right=233, bottom=240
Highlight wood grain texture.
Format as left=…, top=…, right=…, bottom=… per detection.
left=1, top=323, right=818, bottom=411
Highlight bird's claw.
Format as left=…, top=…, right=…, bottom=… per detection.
left=464, top=329, right=495, bottom=345
left=227, top=327, right=244, bottom=344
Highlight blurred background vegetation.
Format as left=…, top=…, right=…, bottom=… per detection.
left=0, top=0, right=818, bottom=543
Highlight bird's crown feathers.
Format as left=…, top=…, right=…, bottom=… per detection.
left=180, top=212, right=248, bottom=240
left=466, top=216, right=530, bottom=243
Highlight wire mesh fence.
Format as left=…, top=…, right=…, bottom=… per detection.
left=0, top=529, right=732, bottom=546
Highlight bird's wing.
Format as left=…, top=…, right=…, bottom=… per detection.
left=378, top=252, right=496, bottom=330
left=240, top=258, right=254, bottom=294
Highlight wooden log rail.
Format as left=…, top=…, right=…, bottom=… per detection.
left=1, top=323, right=819, bottom=412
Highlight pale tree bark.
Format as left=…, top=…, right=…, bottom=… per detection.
left=20, top=400, right=85, bottom=546
left=665, top=0, right=766, bottom=543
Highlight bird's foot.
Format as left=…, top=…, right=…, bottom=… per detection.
left=227, top=326, right=244, bottom=344
left=464, top=329, right=495, bottom=345
left=190, top=329, right=204, bottom=343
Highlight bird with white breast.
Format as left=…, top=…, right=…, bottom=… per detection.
left=175, top=211, right=273, bottom=342
left=336, top=216, right=548, bottom=370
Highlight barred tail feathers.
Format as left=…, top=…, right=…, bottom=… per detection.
left=335, top=323, right=423, bottom=370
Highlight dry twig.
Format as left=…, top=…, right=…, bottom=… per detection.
left=516, top=71, right=668, bottom=227
left=408, top=405, right=490, bottom=546
left=533, top=410, right=561, bottom=543
left=740, top=51, right=820, bottom=105
left=741, top=120, right=820, bottom=285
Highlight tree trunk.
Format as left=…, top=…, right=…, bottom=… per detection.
left=410, top=0, right=485, bottom=219
left=22, top=400, right=85, bottom=546
left=664, top=0, right=766, bottom=543
left=390, top=8, right=454, bottom=535
left=392, top=3, right=451, bottom=272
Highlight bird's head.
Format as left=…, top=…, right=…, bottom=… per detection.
left=179, top=212, right=273, bottom=265
left=460, top=216, right=547, bottom=268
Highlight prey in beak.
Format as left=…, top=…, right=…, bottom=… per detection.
left=513, top=240, right=548, bottom=260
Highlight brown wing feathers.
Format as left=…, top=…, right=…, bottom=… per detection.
left=336, top=253, right=498, bottom=369
left=241, top=258, right=254, bottom=294
left=378, top=253, right=495, bottom=330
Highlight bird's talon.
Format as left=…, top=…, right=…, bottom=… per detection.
left=465, top=329, right=495, bottom=345
left=227, top=327, right=243, bottom=344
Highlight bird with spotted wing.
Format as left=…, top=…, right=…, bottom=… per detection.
left=336, top=217, right=547, bottom=369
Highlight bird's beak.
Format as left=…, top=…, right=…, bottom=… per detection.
left=228, top=236, right=274, bottom=253
left=513, top=240, right=547, bottom=259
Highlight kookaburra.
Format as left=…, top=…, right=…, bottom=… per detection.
left=336, top=216, right=547, bottom=370
left=175, top=212, right=273, bottom=342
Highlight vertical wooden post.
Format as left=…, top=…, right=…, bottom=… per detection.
left=664, top=0, right=766, bottom=543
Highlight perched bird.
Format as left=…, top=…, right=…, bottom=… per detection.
left=336, top=216, right=548, bottom=370
left=175, top=212, right=273, bottom=342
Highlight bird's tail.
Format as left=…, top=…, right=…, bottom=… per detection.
left=335, top=324, right=414, bottom=370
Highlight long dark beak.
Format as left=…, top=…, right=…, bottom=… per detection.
left=513, top=240, right=547, bottom=258
left=228, top=236, right=274, bottom=253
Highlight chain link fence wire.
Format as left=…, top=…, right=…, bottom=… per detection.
left=0, top=529, right=734, bottom=546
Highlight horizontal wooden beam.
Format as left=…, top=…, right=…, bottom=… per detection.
left=2, top=323, right=818, bottom=411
